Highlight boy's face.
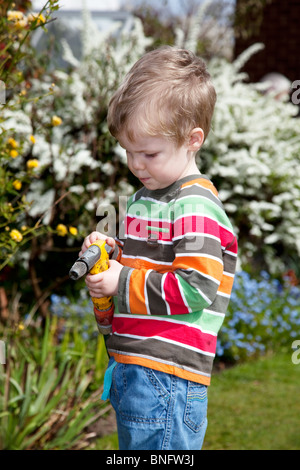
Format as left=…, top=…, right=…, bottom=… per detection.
left=118, top=132, right=199, bottom=190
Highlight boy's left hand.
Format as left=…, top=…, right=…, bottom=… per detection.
left=85, top=260, right=123, bottom=298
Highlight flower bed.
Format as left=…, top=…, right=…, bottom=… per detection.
left=217, top=271, right=300, bottom=362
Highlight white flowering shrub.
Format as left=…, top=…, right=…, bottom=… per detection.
left=200, top=44, right=300, bottom=274
left=1, top=7, right=152, bottom=314
left=175, top=2, right=300, bottom=275
left=14, top=10, right=152, bottom=230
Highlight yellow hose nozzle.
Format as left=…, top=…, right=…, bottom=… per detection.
left=69, top=239, right=114, bottom=334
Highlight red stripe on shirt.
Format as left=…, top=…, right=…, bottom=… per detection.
left=163, top=272, right=190, bottom=315
left=126, top=216, right=172, bottom=241
left=113, top=316, right=217, bottom=354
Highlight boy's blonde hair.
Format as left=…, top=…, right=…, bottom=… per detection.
left=107, top=46, right=217, bottom=147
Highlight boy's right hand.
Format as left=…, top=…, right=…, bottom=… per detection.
left=79, top=231, right=115, bottom=257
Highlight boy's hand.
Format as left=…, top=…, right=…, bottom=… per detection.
left=79, top=231, right=115, bottom=257
left=85, top=260, right=123, bottom=298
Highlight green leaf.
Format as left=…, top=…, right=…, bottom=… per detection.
left=19, top=363, right=34, bottom=425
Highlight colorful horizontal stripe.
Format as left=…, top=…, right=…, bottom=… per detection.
left=112, top=315, right=217, bottom=353
left=106, top=174, right=238, bottom=386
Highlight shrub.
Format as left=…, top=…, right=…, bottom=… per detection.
left=174, top=3, right=300, bottom=274
left=0, top=1, right=60, bottom=272
left=1, top=5, right=152, bottom=317
left=49, top=291, right=98, bottom=342
left=0, top=315, right=109, bottom=450
left=217, top=270, right=300, bottom=362
left=202, top=46, right=300, bottom=274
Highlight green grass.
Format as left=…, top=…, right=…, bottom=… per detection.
left=203, top=352, right=300, bottom=450
left=92, top=352, right=300, bottom=450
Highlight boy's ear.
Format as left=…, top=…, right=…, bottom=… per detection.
left=188, top=128, right=204, bottom=151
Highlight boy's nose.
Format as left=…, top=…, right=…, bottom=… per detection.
left=131, top=155, right=145, bottom=171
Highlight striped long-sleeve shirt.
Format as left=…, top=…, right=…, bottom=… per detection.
left=107, top=174, right=238, bottom=385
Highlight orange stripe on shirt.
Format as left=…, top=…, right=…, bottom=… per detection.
left=121, top=257, right=172, bottom=273
left=181, top=178, right=219, bottom=198
left=173, top=255, right=223, bottom=280
left=219, top=274, right=235, bottom=295
left=110, top=352, right=211, bottom=386
left=128, top=269, right=147, bottom=314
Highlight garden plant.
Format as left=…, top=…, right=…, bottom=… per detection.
left=1, top=0, right=300, bottom=450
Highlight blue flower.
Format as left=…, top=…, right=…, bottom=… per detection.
left=219, top=270, right=300, bottom=362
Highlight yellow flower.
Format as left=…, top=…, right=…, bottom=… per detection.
left=51, top=115, right=62, bottom=126
left=8, top=137, right=18, bottom=148
left=56, top=224, right=68, bottom=237
left=18, top=323, right=25, bottom=331
left=27, top=13, right=34, bottom=22
left=29, top=135, right=36, bottom=144
left=21, top=225, right=27, bottom=231
left=69, top=226, right=78, bottom=236
left=10, top=150, right=18, bottom=158
left=26, top=159, right=39, bottom=169
left=10, top=229, right=23, bottom=243
left=13, top=179, right=22, bottom=190
left=15, top=19, right=28, bottom=29
left=27, top=13, right=46, bottom=24
left=7, top=10, right=24, bottom=21
left=38, top=14, right=46, bottom=24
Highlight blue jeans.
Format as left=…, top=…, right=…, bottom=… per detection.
left=109, top=361, right=208, bottom=450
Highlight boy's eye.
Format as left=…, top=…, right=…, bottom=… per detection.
left=145, top=153, right=158, bottom=158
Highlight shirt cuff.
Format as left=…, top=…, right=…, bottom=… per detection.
left=117, top=266, right=133, bottom=313
left=110, top=244, right=121, bottom=261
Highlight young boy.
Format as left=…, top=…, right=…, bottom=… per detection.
left=81, top=46, right=238, bottom=450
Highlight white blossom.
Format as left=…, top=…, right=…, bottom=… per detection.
left=86, top=182, right=101, bottom=192
left=202, top=44, right=300, bottom=270
left=27, top=182, right=55, bottom=224
left=69, top=185, right=85, bottom=194
left=101, top=162, right=115, bottom=176
left=114, top=144, right=127, bottom=164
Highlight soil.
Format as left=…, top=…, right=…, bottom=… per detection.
left=89, top=407, right=117, bottom=438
